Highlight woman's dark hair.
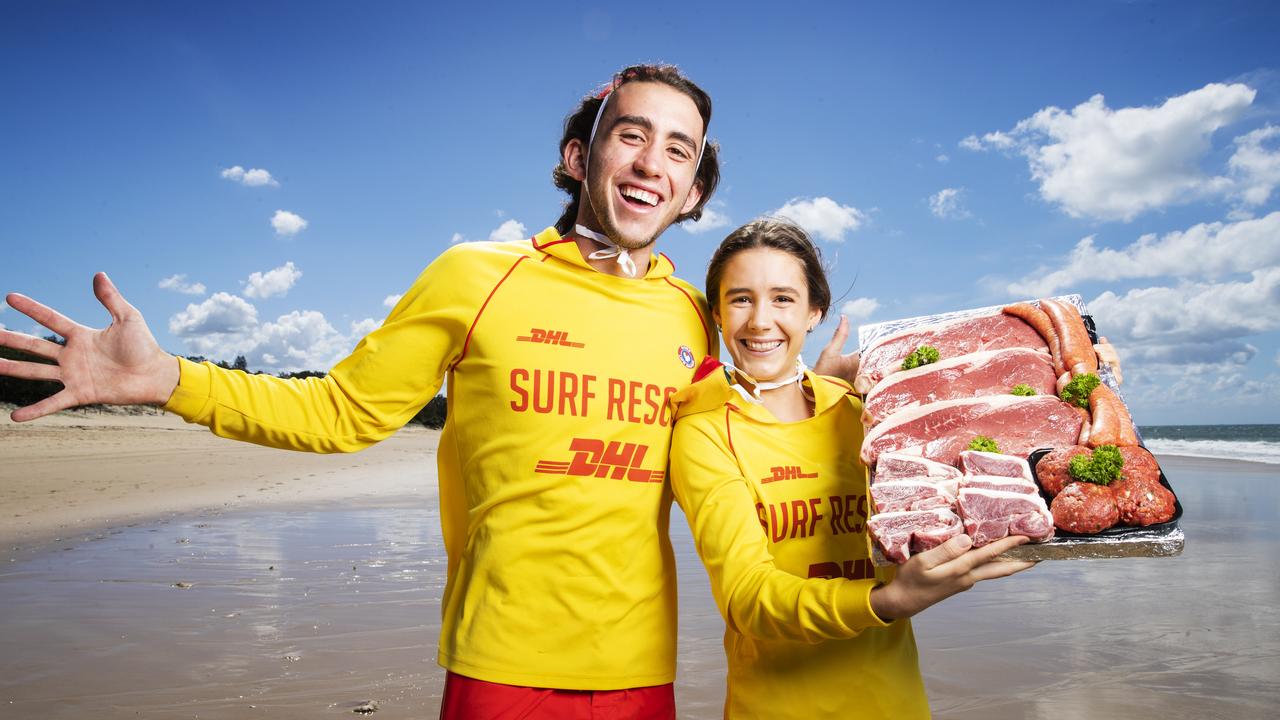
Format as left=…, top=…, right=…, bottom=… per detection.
left=706, top=218, right=832, bottom=322
left=553, top=64, right=721, bottom=235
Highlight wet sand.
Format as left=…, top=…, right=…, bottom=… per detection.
left=1, top=413, right=1276, bottom=718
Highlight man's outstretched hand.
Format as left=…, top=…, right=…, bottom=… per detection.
left=812, top=315, right=861, bottom=385
left=1, top=273, right=179, bottom=421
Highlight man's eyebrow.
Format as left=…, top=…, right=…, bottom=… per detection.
left=611, top=114, right=699, bottom=151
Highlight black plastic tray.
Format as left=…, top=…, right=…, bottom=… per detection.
left=1027, top=446, right=1183, bottom=538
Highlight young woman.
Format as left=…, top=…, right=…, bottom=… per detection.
left=668, top=219, right=1036, bottom=719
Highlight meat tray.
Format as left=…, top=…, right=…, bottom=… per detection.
left=861, top=295, right=1185, bottom=563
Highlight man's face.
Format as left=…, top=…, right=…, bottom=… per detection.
left=570, top=82, right=705, bottom=250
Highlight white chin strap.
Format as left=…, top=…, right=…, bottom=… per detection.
left=575, top=223, right=640, bottom=278
left=726, top=358, right=812, bottom=405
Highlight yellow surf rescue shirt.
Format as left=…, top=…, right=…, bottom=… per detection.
left=669, top=367, right=929, bottom=719
left=163, top=228, right=715, bottom=690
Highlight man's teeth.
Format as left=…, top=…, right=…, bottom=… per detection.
left=621, top=186, right=659, bottom=206
left=744, top=340, right=783, bottom=352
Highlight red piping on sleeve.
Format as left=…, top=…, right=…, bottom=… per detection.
left=451, top=255, right=529, bottom=370
left=663, top=277, right=715, bottom=354
left=818, top=375, right=857, bottom=396
left=724, top=406, right=736, bottom=457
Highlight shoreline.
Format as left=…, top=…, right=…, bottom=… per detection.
left=0, top=417, right=1277, bottom=718
left=0, top=404, right=439, bottom=557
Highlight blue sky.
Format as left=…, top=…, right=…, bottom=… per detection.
left=2, top=1, right=1278, bottom=424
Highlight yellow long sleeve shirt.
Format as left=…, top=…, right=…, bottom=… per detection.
left=669, top=366, right=929, bottom=719
left=164, top=228, right=715, bottom=690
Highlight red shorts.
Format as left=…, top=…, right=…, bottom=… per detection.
left=439, top=671, right=675, bottom=720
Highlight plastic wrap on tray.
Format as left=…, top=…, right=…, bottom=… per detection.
left=860, top=294, right=1183, bottom=563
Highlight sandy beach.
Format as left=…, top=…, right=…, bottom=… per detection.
left=1, top=410, right=1277, bottom=718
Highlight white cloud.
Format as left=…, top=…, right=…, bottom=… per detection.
left=967, top=82, right=1256, bottom=221
left=350, top=318, right=379, bottom=337
left=158, top=274, right=206, bottom=296
left=840, top=297, right=880, bottom=322
left=244, top=261, right=302, bottom=299
left=771, top=196, right=866, bottom=243
left=249, top=310, right=351, bottom=371
left=271, top=210, right=308, bottom=236
left=929, top=187, right=971, bottom=219
left=1091, top=267, right=1280, bottom=347
left=1007, top=211, right=1280, bottom=297
left=450, top=232, right=465, bottom=244
left=684, top=203, right=732, bottom=234
left=489, top=219, right=528, bottom=243
left=936, top=154, right=950, bottom=164
left=171, top=302, right=371, bottom=373
left=220, top=166, right=279, bottom=187
left=383, top=294, right=403, bottom=308
left=169, top=292, right=258, bottom=336
left=1229, top=124, right=1280, bottom=207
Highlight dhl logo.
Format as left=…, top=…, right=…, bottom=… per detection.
left=535, top=438, right=664, bottom=483
left=760, top=465, right=819, bottom=484
left=516, top=328, right=585, bottom=348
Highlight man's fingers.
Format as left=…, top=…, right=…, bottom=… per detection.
left=0, top=329, right=64, bottom=361
left=0, top=357, right=61, bottom=382
left=6, top=293, right=79, bottom=338
left=93, top=272, right=136, bottom=323
left=820, top=315, right=850, bottom=356
left=10, top=391, right=77, bottom=423
left=942, top=534, right=1029, bottom=574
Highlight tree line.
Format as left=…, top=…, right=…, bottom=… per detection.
left=0, top=340, right=448, bottom=429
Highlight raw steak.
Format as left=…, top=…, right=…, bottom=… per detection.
left=861, top=395, right=1084, bottom=468
left=959, top=450, right=1034, bottom=481
left=856, top=313, right=1048, bottom=393
left=871, top=479, right=957, bottom=514
left=873, top=452, right=962, bottom=484
left=868, top=508, right=964, bottom=564
left=957, top=488, right=1055, bottom=546
left=864, top=348, right=1057, bottom=426
left=959, top=475, right=1038, bottom=494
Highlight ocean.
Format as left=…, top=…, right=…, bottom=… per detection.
left=1139, top=424, right=1280, bottom=465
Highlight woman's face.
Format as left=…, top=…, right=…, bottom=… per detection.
left=713, top=247, right=821, bottom=385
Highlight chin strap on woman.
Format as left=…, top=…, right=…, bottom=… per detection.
left=725, top=357, right=813, bottom=405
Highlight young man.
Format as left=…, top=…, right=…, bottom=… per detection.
left=2, top=64, right=855, bottom=718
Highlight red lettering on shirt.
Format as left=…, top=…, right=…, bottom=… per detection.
left=807, top=558, right=876, bottom=580
left=511, top=371, right=672, bottom=426
left=762, top=496, right=825, bottom=542
left=516, top=328, right=585, bottom=348
left=829, top=493, right=868, bottom=536
left=535, top=437, right=663, bottom=483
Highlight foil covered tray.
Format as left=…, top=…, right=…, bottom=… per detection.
left=861, top=296, right=1185, bottom=563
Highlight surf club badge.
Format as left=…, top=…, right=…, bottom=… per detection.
left=678, top=345, right=696, bottom=368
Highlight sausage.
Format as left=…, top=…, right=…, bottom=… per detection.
left=1004, top=302, right=1063, bottom=374
left=1088, top=384, right=1139, bottom=447
left=1087, top=384, right=1120, bottom=447
left=1074, top=405, right=1092, bottom=446
left=1040, top=299, right=1098, bottom=377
